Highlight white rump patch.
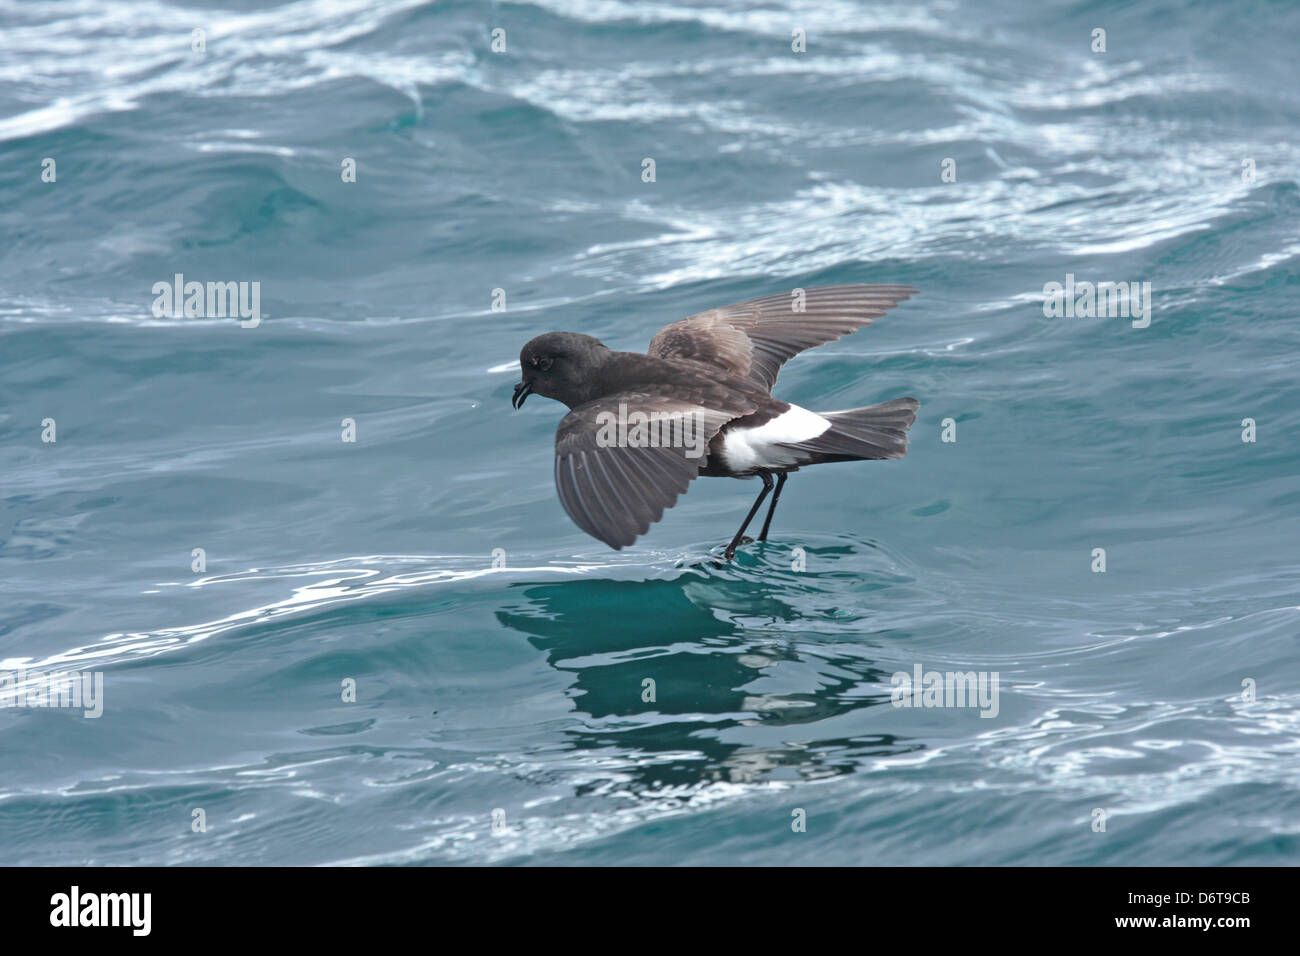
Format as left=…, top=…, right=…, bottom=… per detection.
left=719, top=404, right=831, bottom=473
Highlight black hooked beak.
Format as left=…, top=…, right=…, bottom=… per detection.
left=511, top=380, right=533, bottom=409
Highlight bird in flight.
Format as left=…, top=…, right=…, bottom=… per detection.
left=511, top=284, right=919, bottom=559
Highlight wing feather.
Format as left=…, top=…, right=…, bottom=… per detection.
left=553, top=393, right=740, bottom=549
left=648, top=284, right=916, bottom=390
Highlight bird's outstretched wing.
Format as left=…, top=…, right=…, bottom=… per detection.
left=648, top=284, right=917, bottom=391
left=553, top=392, right=747, bottom=549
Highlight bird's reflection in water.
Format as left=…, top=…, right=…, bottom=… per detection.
left=496, top=571, right=924, bottom=793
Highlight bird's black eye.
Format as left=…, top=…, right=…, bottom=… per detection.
left=538, top=357, right=554, bottom=371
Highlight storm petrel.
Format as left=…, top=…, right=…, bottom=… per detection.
left=511, top=284, right=919, bottom=559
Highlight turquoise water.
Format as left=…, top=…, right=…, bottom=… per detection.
left=2, top=0, right=1298, bottom=865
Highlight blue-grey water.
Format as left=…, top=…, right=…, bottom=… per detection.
left=2, top=0, right=1298, bottom=866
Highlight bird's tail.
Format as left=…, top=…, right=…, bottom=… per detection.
left=783, top=397, right=919, bottom=461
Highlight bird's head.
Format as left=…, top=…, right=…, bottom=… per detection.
left=512, top=331, right=609, bottom=409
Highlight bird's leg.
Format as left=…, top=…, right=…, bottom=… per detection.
left=757, top=472, right=787, bottom=542
left=723, top=472, right=773, bottom=561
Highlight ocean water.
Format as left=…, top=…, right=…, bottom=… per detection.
left=2, top=0, right=1298, bottom=866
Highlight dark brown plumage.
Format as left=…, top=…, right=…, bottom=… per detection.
left=512, top=284, right=919, bottom=556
